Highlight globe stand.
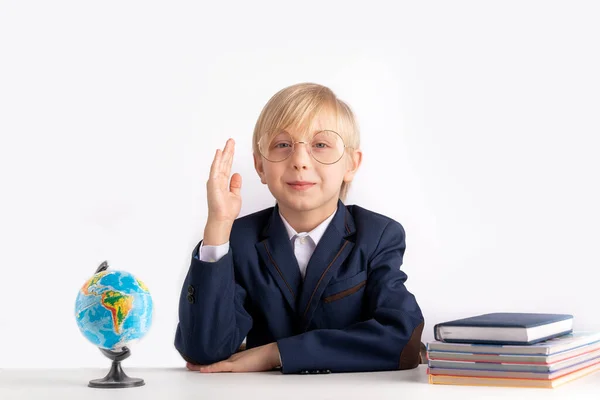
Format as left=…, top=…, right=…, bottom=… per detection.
left=89, top=346, right=145, bottom=388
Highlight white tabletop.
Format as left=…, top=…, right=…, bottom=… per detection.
left=1, top=365, right=599, bottom=400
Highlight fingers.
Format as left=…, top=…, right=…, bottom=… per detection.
left=187, top=361, right=233, bottom=373
left=209, top=148, right=222, bottom=180
left=210, top=138, right=235, bottom=180
left=186, top=362, right=206, bottom=371
left=209, top=139, right=235, bottom=181
left=220, top=139, right=234, bottom=178
left=230, top=173, right=242, bottom=197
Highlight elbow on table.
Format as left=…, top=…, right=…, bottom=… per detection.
left=398, top=320, right=425, bottom=370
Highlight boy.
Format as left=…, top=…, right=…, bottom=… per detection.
left=175, top=83, right=424, bottom=374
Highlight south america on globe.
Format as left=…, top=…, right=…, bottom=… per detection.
left=75, top=269, right=153, bottom=351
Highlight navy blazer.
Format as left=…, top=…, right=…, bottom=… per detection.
left=174, top=199, right=424, bottom=374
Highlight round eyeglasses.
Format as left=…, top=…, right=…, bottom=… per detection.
left=258, top=130, right=349, bottom=165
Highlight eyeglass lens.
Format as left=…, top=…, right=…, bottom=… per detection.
left=259, top=130, right=345, bottom=164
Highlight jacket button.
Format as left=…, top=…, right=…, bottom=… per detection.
left=187, top=294, right=195, bottom=304
left=187, top=285, right=195, bottom=295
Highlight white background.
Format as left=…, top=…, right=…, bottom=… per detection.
left=1, top=0, right=599, bottom=368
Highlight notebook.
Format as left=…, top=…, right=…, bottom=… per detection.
left=427, top=331, right=600, bottom=355
left=428, top=360, right=600, bottom=388
left=433, top=313, right=573, bottom=345
left=428, top=347, right=600, bottom=373
left=427, top=345, right=600, bottom=365
left=428, top=355, right=600, bottom=380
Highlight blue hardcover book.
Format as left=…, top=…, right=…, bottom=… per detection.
left=434, top=313, right=573, bottom=345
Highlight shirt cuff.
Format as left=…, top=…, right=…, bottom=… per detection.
left=199, top=241, right=230, bottom=262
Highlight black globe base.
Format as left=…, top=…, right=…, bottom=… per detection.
left=89, top=360, right=145, bottom=388
left=89, top=346, right=144, bottom=389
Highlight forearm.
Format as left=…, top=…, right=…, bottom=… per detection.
left=175, top=241, right=252, bottom=364
left=277, top=309, right=424, bottom=374
left=203, top=218, right=233, bottom=246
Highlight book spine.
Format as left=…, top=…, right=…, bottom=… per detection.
left=433, top=323, right=441, bottom=341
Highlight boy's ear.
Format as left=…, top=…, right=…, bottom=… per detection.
left=343, top=148, right=362, bottom=183
left=253, top=153, right=267, bottom=184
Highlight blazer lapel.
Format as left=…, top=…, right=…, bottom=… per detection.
left=255, top=204, right=303, bottom=314
left=297, top=199, right=356, bottom=331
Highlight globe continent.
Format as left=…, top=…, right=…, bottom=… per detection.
left=75, top=270, right=153, bottom=351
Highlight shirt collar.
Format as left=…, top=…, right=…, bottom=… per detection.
left=279, top=208, right=337, bottom=246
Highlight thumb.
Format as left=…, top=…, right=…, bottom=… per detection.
left=230, top=173, right=242, bottom=196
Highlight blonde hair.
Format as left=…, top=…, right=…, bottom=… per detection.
left=252, top=83, right=360, bottom=202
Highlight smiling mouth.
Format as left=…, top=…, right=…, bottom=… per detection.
left=287, top=182, right=316, bottom=190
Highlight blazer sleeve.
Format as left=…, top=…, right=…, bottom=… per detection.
left=276, top=220, right=424, bottom=374
left=174, top=240, right=253, bottom=365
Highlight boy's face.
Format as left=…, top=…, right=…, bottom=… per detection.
left=253, top=111, right=362, bottom=214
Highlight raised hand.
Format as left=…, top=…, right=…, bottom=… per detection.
left=203, top=139, right=242, bottom=245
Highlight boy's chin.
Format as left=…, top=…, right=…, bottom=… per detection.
left=277, top=191, right=320, bottom=211
left=277, top=192, right=336, bottom=212
left=279, top=197, right=318, bottom=211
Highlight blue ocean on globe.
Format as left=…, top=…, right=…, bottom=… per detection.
left=75, top=270, right=153, bottom=351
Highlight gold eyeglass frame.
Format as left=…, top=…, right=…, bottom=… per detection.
left=257, top=130, right=352, bottom=165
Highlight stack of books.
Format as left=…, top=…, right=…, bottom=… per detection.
left=427, top=313, right=600, bottom=388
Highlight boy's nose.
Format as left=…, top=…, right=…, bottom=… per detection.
left=290, top=141, right=312, bottom=170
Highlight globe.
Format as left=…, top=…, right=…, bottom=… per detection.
left=75, top=269, right=153, bottom=351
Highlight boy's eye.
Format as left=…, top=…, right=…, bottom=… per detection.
left=313, top=142, right=329, bottom=149
left=272, top=141, right=292, bottom=149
